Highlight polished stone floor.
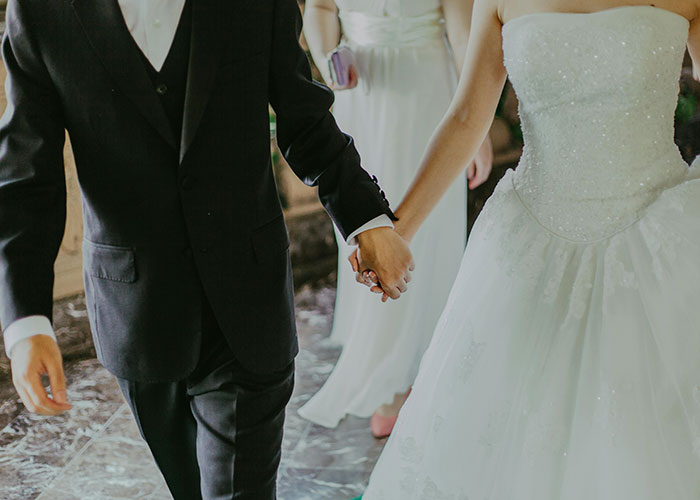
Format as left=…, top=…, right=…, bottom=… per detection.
left=0, top=283, right=386, bottom=500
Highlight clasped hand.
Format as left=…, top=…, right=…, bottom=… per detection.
left=351, top=227, right=414, bottom=302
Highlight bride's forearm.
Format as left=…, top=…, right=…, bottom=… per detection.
left=394, top=0, right=507, bottom=242
left=394, top=112, right=492, bottom=241
left=303, top=0, right=341, bottom=85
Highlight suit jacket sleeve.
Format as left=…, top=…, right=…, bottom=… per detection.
left=268, top=0, right=397, bottom=240
left=0, top=0, right=67, bottom=330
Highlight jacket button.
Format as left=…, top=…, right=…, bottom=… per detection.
left=181, top=176, right=195, bottom=190
left=156, top=83, right=168, bottom=95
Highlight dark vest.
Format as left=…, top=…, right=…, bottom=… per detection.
left=136, top=1, right=192, bottom=150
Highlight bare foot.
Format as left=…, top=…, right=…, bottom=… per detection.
left=375, top=388, right=411, bottom=418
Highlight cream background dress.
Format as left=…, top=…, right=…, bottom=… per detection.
left=299, top=0, right=468, bottom=427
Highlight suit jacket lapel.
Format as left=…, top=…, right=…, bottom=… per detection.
left=71, top=0, right=177, bottom=149
left=180, top=0, right=230, bottom=163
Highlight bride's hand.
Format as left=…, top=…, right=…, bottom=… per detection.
left=467, top=134, right=494, bottom=190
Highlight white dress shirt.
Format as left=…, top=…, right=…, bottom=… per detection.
left=2, top=1, right=393, bottom=358
left=117, top=0, right=187, bottom=72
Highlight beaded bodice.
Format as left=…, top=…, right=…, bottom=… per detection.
left=503, top=6, right=690, bottom=242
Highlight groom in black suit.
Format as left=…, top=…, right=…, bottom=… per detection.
left=0, top=0, right=413, bottom=498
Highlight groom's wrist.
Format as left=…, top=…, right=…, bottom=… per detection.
left=345, top=214, right=394, bottom=245
left=4, top=316, right=56, bottom=359
left=355, top=226, right=394, bottom=246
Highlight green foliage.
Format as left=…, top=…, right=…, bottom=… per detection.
left=269, top=112, right=277, bottom=139
left=676, top=93, right=698, bottom=124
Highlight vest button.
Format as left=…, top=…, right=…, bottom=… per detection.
left=156, top=83, right=168, bottom=96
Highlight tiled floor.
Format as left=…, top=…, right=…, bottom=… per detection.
left=0, top=284, right=386, bottom=500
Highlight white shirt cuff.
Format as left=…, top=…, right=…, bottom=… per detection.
left=3, top=316, right=56, bottom=359
left=345, top=214, right=395, bottom=245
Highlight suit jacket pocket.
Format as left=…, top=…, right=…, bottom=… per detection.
left=251, top=215, right=290, bottom=265
left=83, top=240, right=137, bottom=283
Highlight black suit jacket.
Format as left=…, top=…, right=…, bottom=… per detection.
left=0, top=0, right=394, bottom=381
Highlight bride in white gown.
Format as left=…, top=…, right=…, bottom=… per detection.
left=360, top=0, right=700, bottom=498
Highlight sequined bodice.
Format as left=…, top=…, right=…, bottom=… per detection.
left=503, top=6, right=690, bottom=242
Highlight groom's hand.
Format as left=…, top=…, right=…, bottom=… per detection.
left=11, top=335, right=71, bottom=415
left=353, top=228, right=414, bottom=301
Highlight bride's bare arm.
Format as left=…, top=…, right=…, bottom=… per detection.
left=303, top=0, right=341, bottom=84
left=394, top=0, right=507, bottom=241
left=443, top=0, right=495, bottom=189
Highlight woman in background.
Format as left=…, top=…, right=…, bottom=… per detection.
left=298, top=0, right=493, bottom=437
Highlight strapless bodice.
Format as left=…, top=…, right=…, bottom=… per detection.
left=503, top=6, right=691, bottom=241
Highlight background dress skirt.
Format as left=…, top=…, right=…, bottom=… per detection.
left=299, top=1, right=468, bottom=428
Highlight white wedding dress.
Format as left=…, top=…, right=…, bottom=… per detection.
left=299, top=0, right=467, bottom=427
left=364, top=6, right=700, bottom=499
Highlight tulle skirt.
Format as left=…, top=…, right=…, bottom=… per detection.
left=298, top=38, right=467, bottom=427
left=364, top=161, right=700, bottom=499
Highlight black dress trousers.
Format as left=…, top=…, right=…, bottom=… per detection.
left=116, top=298, right=295, bottom=500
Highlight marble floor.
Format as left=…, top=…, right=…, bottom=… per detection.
left=0, top=283, right=386, bottom=500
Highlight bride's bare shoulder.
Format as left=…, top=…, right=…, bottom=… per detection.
left=494, top=0, right=514, bottom=25
left=692, top=0, right=700, bottom=22
left=470, top=0, right=506, bottom=25
left=496, top=0, right=546, bottom=25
